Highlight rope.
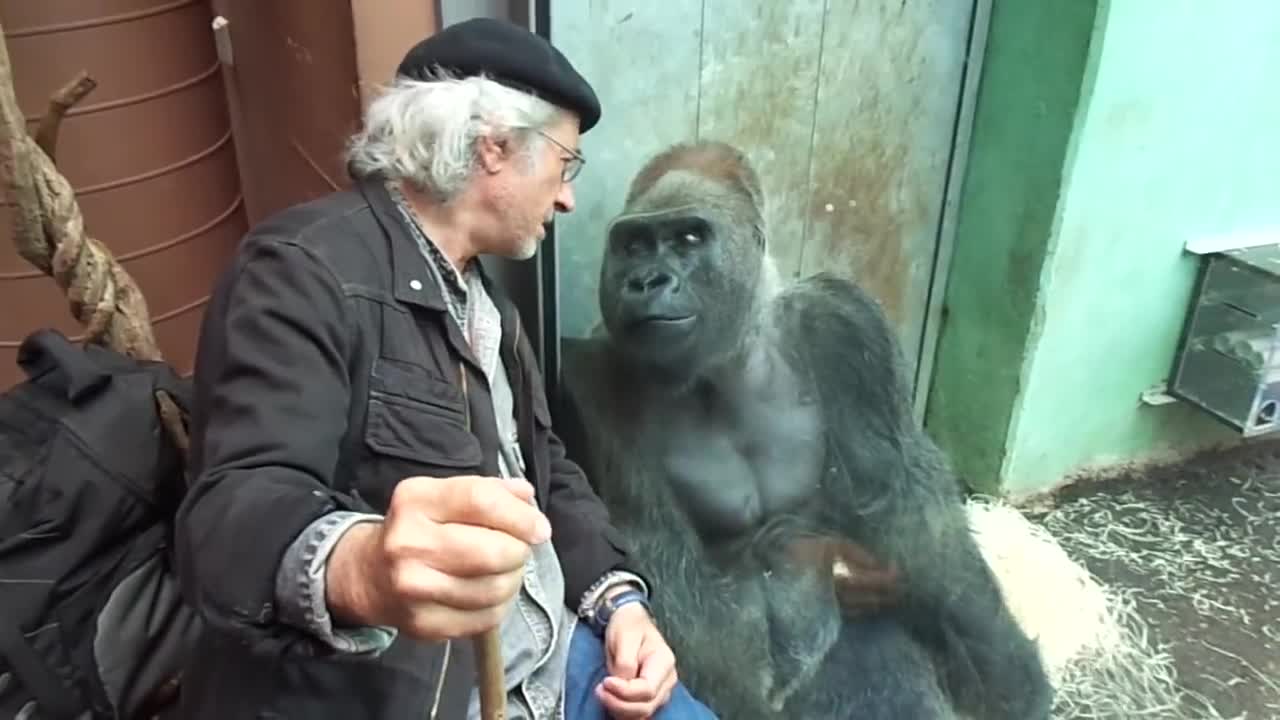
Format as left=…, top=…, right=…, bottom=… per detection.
left=0, top=23, right=189, bottom=458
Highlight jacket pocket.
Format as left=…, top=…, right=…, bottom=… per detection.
left=364, top=359, right=482, bottom=468
left=370, top=357, right=462, bottom=412
left=364, top=397, right=482, bottom=468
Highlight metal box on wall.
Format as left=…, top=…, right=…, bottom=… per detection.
left=1170, top=244, right=1280, bottom=436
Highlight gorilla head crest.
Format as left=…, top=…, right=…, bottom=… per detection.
left=598, top=141, right=777, bottom=381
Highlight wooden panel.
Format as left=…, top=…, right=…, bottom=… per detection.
left=696, top=0, right=826, bottom=280
left=552, top=3, right=703, bottom=338
left=210, top=0, right=361, bottom=224
left=352, top=0, right=439, bottom=109
left=799, top=0, right=973, bottom=367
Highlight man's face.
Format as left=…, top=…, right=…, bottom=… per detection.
left=483, top=113, right=581, bottom=260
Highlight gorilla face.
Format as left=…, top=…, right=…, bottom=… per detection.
left=598, top=201, right=762, bottom=379
left=596, top=141, right=769, bottom=381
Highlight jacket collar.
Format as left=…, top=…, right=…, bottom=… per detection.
left=356, top=177, right=449, bottom=312
left=355, top=176, right=525, bottom=381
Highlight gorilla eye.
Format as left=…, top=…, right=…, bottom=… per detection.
left=674, top=218, right=712, bottom=247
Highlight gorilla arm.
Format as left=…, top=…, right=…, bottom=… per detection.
left=774, top=273, right=1053, bottom=720
left=556, top=339, right=778, bottom=717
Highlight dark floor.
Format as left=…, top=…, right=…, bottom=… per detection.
left=1025, top=441, right=1280, bottom=720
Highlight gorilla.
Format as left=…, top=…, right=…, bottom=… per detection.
left=555, top=141, right=1052, bottom=719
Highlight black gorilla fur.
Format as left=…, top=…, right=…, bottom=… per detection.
left=555, top=141, right=1052, bottom=719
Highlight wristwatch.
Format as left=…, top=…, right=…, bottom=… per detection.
left=586, top=587, right=650, bottom=635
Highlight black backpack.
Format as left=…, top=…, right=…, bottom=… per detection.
left=0, top=329, right=203, bottom=719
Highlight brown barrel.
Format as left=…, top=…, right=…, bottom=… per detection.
left=0, top=0, right=248, bottom=389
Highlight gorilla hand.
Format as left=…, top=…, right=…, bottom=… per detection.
left=786, top=536, right=902, bottom=616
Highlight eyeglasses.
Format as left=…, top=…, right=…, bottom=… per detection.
left=536, top=129, right=586, bottom=183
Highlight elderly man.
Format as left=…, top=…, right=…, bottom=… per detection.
left=173, top=17, right=718, bottom=720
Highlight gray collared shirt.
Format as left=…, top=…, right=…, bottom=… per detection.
left=274, top=182, right=646, bottom=720
left=392, top=185, right=575, bottom=720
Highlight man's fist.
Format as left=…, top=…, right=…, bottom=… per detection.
left=327, top=474, right=552, bottom=640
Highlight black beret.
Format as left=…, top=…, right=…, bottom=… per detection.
left=396, top=17, right=601, bottom=133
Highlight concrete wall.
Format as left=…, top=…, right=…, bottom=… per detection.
left=928, top=0, right=1280, bottom=496
left=1002, top=0, right=1280, bottom=494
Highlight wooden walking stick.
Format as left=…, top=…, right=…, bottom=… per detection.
left=0, top=23, right=506, bottom=719
left=477, top=629, right=506, bottom=719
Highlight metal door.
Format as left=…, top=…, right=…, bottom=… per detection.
left=545, top=0, right=988, bottom=412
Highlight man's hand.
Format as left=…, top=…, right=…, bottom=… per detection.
left=326, top=475, right=551, bottom=640
left=598, top=601, right=678, bottom=719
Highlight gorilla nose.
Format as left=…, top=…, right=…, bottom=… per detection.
left=624, top=270, right=676, bottom=297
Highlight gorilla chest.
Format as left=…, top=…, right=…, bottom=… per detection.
left=656, top=391, right=825, bottom=541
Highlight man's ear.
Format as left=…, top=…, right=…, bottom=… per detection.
left=476, top=133, right=507, bottom=175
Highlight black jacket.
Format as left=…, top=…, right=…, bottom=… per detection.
left=173, top=179, right=633, bottom=719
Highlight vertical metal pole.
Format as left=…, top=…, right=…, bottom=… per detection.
left=533, top=0, right=562, bottom=400
left=912, top=0, right=993, bottom=425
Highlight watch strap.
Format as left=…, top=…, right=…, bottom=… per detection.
left=589, top=587, right=650, bottom=634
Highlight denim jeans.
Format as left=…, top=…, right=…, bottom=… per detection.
left=563, top=623, right=719, bottom=720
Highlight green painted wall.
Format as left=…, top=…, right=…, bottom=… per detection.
left=925, top=0, right=1100, bottom=494
left=1001, top=1, right=1280, bottom=494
